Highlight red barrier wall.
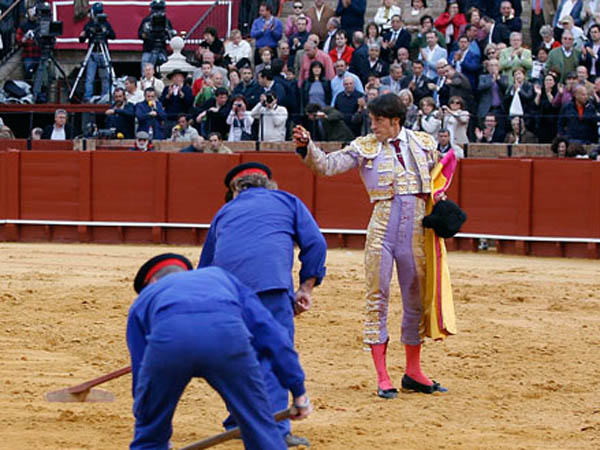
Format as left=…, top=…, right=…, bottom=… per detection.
left=1, top=152, right=598, bottom=257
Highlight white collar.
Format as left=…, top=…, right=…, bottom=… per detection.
left=387, top=127, right=407, bottom=144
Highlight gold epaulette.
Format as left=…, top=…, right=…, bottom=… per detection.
left=412, top=131, right=437, bottom=151
left=352, top=134, right=380, bottom=158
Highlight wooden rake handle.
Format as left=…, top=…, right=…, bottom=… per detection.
left=65, top=366, right=131, bottom=394
left=179, top=408, right=292, bottom=450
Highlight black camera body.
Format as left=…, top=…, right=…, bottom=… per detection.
left=263, top=92, right=276, bottom=107
left=36, top=6, right=63, bottom=49
left=86, top=13, right=110, bottom=44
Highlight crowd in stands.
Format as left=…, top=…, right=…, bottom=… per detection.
left=2, top=0, right=600, bottom=157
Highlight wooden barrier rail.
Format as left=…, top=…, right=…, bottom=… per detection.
left=1, top=152, right=598, bottom=258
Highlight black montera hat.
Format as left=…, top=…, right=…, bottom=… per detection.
left=133, top=253, right=193, bottom=293
left=422, top=199, right=467, bottom=239
left=223, top=162, right=272, bottom=187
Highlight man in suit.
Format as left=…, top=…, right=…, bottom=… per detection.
left=419, top=31, right=448, bottom=80
left=478, top=16, right=510, bottom=53
left=321, top=17, right=340, bottom=54
left=306, top=0, right=335, bottom=42
left=407, top=60, right=433, bottom=104
left=335, top=0, right=366, bottom=37
left=135, top=87, right=168, bottom=140
left=381, top=15, right=411, bottom=63
left=355, top=44, right=389, bottom=84
left=498, top=0, right=522, bottom=31
left=499, top=32, right=532, bottom=84
left=349, top=31, right=369, bottom=81
left=427, top=59, right=451, bottom=106
left=474, top=113, right=506, bottom=143
left=445, top=64, right=475, bottom=112
left=581, top=25, right=600, bottom=79
left=42, top=109, right=74, bottom=140
left=490, top=0, right=522, bottom=21
left=380, top=63, right=408, bottom=95
left=449, top=36, right=482, bottom=90
left=476, top=58, right=508, bottom=126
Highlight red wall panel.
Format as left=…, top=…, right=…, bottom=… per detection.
left=19, top=152, right=82, bottom=220
left=313, top=171, right=372, bottom=229
left=167, top=154, right=241, bottom=223
left=239, top=153, right=316, bottom=212
left=530, top=160, right=600, bottom=238
left=31, top=140, right=73, bottom=151
left=91, top=152, right=166, bottom=222
left=0, top=153, right=6, bottom=220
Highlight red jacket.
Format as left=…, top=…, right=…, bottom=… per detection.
left=329, top=45, right=354, bottom=65
left=434, top=13, right=467, bottom=43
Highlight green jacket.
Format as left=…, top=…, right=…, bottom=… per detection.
left=545, top=47, right=582, bottom=83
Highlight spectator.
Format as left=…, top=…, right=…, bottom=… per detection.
left=498, top=0, right=522, bottom=32
left=289, top=15, right=310, bottom=63
left=434, top=0, right=467, bottom=46
left=254, top=46, right=274, bottom=78
left=398, top=89, right=419, bottom=128
left=392, top=47, right=414, bottom=75
left=335, top=0, right=366, bottom=37
left=171, top=113, right=199, bottom=142
left=576, top=65, right=595, bottom=95
left=306, top=0, right=335, bottom=42
left=349, top=31, right=369, bottom=80
left=565, top=141, right=588, bottom=157
left=459, top=8, right=485, bottom=41
left=478, top=16, right=510, bottom=52
left=581, top=24, right=600, bottom=78
left=450, top=35, right=482, bottom=89
left=504, top=116, right=538, bottom=143
left=558, top=85, right=599, bottom=143
left=329, top=30, right=354, bottom=64
left=504, top=67, right=534, bottom=121
left=0, top=117, right=15, bottom=139
left=351, top=86, right=379, bottom=135
left=553, top=0, right=584, bottom=31
left=413, top=96, right=442, bottom=134
left=28, top=127, right=43, bottom=140
left=301, top=60, right=333, bottom=111
left=228, top=68, right=241, bottom=92
left=474, top=113, right=506, bottom=142
left=257, top=69, right=286, bottom=103
left=180, top=135, right=206, bottom=152
left=305, top=103, right=355, bottom=141
left=130, top=130, right=154, bottom=151
left=355, top=44, right=389, bottom=84
left=437, top=127, right=464, bottom=158
left=232, top=66, right=262, bottom=108
left=365, top=22, right=383, bottom=47
left=199, top=27, right=225, bottom=66
left=105, top=87, right=135, bottom=139
left=334, top=76, right=362, bottom=132
left=445, top=63, right=475, bottom=111
left=192, top=61, right=214, bottom=96
left=194, top=87, right=231, bottom=138
left=477, top=58, right=507, bottom=125
left=250, top=3, right=283, bottom=61
left=581, top=1, right=600, bottom=32
left=499, top=32, right=532, bottom=84
left=551, top=136, right=569, bottom=157
left=206, top=131, right=233, bottom=153
left=374, top=0, right=402, bottom=33
left=546, top=31, right=582, bottom=82
left=331, top=59, right=364, bottom=103
left=531, top=46, right=549, bottom=81
left=322, top=17, right=340, bottom=54
left=160, top=69, right=194, bottom=136
left=139, top=63, right=165, bottom=97
left=553, top=71, right=578, bottom=107
left=538, top=25, right=561, bottom=53
left=224, top=29, right=253, bottom=69
left=79, top=3, right=116, bottom=102
left=490, top=0, right=523, bottom=22
left=42, top=109, right=73, bottom=140
left=533, top=73, right=560, bottom=143
left=125, top=76, right=144, bottom=104
left=402, top=0, right=432, bottom=34
left=381, top=15, right=411, bottom=63
left=441, top=95, right=470, bottom=147
left=16, top=6, right=41, bottom=82
left=286, top=1, right=313, bottom=37
left=226, top=95, right=254, bottom=141
left=250, top=91, right=288, bottom=141
left=195, top=51, right=229, bottom=87
left=193, top=73, right=218, bottom=107
left=530, top=0, right=553, bottom=52
left=419, top=31, right=448, bottom=80
left=560, top=15, right=586, bottom=49
left=137, top=0, right=175, bottom=73
left=278, top=40, right=292, bottom=71
left=135, top=87, right=167, bottom=140
left=410, top=15, right=447, bottom=61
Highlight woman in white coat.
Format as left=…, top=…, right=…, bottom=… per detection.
left=441, top=95, right=470, bottom=148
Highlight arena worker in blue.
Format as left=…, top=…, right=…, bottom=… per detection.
left=199, top=162, right=327, bottom=448
left=126, top=253, right=313, bottom=450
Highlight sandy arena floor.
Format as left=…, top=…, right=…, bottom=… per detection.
left=0, top=243, right=599, bottom=450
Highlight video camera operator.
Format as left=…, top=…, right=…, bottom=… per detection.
left=138, top=0, right=176, bottom=75
left=16, top=6, right=41, bottom=82
left=79, top=2, right=115, bottom=102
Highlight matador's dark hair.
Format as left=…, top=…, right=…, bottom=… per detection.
left=367, top=93, right=407, bottom=125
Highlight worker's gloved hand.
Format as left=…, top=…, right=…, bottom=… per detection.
left=290, top=394, right=312, bottom=420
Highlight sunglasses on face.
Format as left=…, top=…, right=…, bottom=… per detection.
left=294, top=5, right=303, bottom=9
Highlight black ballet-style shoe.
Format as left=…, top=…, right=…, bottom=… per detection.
left=401, top=374, right=448, bottom=394
left=377, top=387, right=398, bottom=399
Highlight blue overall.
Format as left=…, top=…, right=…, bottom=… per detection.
left=199, top=187, right=327, bottom=437
left=126, top=267, right=306, bottom=450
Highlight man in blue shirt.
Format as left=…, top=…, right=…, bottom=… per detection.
left=251, top=3, right=283, bottom=60
left=199, top=162, right=327, bottom=447
left=127, top=253, right=312, bottom=450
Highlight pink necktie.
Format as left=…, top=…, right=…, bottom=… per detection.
left=391, top=139, right=405, bottom=166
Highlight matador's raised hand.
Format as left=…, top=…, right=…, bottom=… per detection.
left=292, top=125, right=311, bottom=147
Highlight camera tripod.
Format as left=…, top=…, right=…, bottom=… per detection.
left=32, top=42, right=71, bottom=103
left=69, top=40, right=116, bottom=102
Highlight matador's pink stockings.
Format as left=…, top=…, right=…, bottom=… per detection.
left=370, top=342, right=394, bottom=390
left=405, top=343, right=432, bottom=386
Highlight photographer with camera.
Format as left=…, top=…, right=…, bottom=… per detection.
left=16, top=6, right=41, bottom=82
left=138, top=0, right=175, bottom=74
left=171, top=113, right=199, bottom=142
left=250, top=90, right=288, bottom=141
left=105, top=87, right=135, bottom=138
left=226, top=95, right=253, bottom=141
left=78, top=2, right=115, bottom=102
